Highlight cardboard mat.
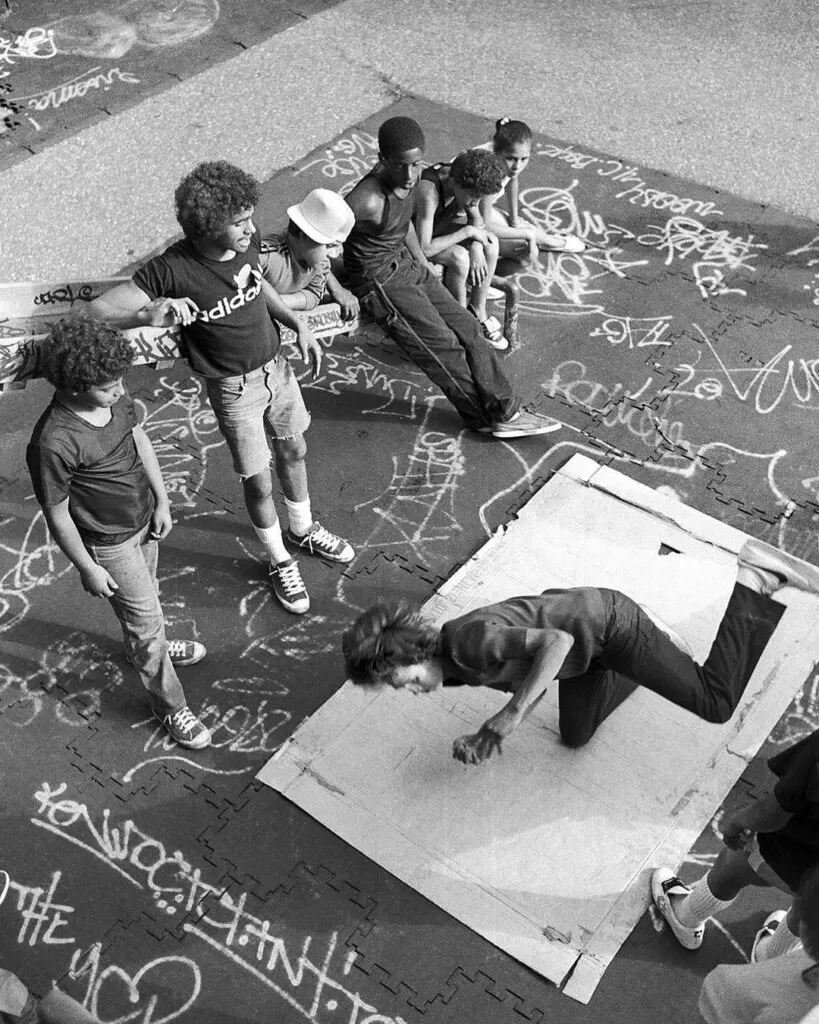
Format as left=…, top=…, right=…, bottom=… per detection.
left=258, top=455, right=819, bottom=1003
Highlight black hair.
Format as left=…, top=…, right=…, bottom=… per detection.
left=450, top=149, right=506, bottom=196
left=492, top=117, right=533, bottom=153
left=378, top=117, right=426, bottom=159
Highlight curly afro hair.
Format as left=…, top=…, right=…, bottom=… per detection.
left=43, top=317, right=133, bottom=392
left=174, top=161, right=261, bottom=239
left=450, top=149, right=506, bottom=197
left=342, top=600, right=440, bottom=685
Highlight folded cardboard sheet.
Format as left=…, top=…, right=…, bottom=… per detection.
left=258, top=455, right=819, bottom=1002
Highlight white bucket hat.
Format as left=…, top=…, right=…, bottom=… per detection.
left=287, top=188, right=355, bottom=245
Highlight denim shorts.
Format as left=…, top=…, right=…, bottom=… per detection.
left=206, top=355, right=311, bottom=479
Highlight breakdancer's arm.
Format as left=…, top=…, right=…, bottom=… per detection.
left=453, top=628, right=574, bottom=765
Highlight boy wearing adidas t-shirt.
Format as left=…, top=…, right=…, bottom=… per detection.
left=91, top=161, right=354, bottom=616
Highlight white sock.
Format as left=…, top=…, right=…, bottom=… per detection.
left=675, top=875, right=735, bottom=927
left=254, top=522, right=289, bottom=564
left=756, top=917, right=802, bottom=960
left=285, top=497, right=313, bottom=537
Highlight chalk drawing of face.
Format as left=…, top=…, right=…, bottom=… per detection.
left=121, top=0, right=220, bottom=48
left=48, top=1, right=220, bottom=59
left=49, top=12, right=137, bottom=59
left=234, top=264, right=253, bottom=291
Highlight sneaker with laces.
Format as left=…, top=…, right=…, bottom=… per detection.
left=167, top=639, right=207, bottom=666
left=751, top=909, right=789, bottom=963
left=651, top=868, right=705, bottom=950
left=285, top=522, right=354, bottom=563
left=155, top=705, right=212, bottom=749
left=269, top=557, right=310, bottom=614
left=467, top=306, right=509, bottom=351
left=489, top=409, right=563, bottom=439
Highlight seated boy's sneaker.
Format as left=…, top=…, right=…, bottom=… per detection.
left=750, top=909, right=789, bottom=963
left=651, top=868, right=705, bottom=950
left=155, top=706, right=211, bottom=749
left=269, top=558, right=310, bottom=614
left=540, top=232, right=586, bottom=253
left=490, top=409, right=562, bottom=438
left=167, top=640, right=207, bottom=666
left=285, top=522, right=354, bottom=563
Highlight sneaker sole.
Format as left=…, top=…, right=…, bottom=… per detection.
left=739, top=540, right=819, bottom=595
left=491, top=422, right=562, bottom=438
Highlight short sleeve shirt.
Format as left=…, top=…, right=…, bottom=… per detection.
left=26, top=394, right=153, bottom=545
left=133, top=232, right=280, bottom=378
left=758, top=728, right=819, bottom=888
left=260, top=234, right=329, bottom=309
left=440, top=588, right=609, bottom=690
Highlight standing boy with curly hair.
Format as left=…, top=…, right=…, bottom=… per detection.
left=91, top=161, right=354, bottom=617
left=26, top=317, right=211, bottom=749
left=414, top=148, right=508, bottom=349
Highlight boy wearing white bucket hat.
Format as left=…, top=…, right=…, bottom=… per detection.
left=262, top=189, right=359, bottom=321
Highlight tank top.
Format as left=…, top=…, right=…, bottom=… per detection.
left=343, top=171, right=416, bottom=285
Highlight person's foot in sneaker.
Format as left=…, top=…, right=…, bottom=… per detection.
left=489, top=409, right=562, bottom=438
left=285, top=522, right=354, bottom=564
left=467, top=305, right=509, bottom=351
left=751, top=909, right=789, bottom=963
left=155, top=705, right=211, bottom=749
left=651, top=868, right=705, bottom=950
left=269, top=557, right=310, bottom=614
left=167, top=639, right=207, bottom=666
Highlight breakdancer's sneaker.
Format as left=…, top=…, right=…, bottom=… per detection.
left=738, top=539, right=819, bottom=595
left=750, top=910, right=789, bottom=963
left=651, top=868, right=704, bottom=950
left=489, top=409, right=562, bottom=439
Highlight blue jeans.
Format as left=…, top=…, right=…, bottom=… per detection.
left=206, top=354, right=311, bottom=480
left=86, top=523, right=187, bottom=716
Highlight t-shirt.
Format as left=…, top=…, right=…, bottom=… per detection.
left=133, top=232, right=280, bottom=378
left=758, top=728, right=819, bottom=888
left=699, top=952, right=819, bottom=1024
left=26, top=394, right=153, bottom=545
left=439, top=588, right=609, bottom=690
left=260, top=234, right=329, bottom=309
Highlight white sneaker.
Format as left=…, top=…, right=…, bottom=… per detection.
left=490, top=409, right=562, bottom=438
left=739, top=540, right=819, bottom=594
left=651, top=868, right=705, bottom=950
left=751, top=909, right=788, bottom=962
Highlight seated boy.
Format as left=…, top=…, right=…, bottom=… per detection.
left=261, top=188, right=359, bottom=321
left=89, top=161, right=354, bottom=617
left=26, top=318, right=211, bottom=750
left=414, top=149, right=508, bottom=349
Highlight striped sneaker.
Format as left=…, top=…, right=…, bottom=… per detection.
left=285, top=522, right=354, bottom=563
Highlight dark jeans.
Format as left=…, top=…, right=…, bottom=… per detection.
left=559, top=584, right=784, bottom=747
left=354, top=249, right=519, bottom=429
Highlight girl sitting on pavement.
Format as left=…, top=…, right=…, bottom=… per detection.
left=479, top=117, right=586, bottom=263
